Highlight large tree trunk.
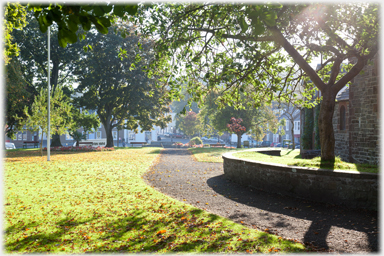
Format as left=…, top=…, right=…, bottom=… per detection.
left=104, top=122, right=114, bottom=147
left=318, top=91, right=336, bottom=162
left=237, top=133, right=242, bottom=148
left=40, top=132, right=44, bottom=157
left=291, top=121, right=295, bottom=149
left=51, top=133, right=62, bottom=147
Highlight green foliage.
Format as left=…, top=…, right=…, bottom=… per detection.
left=23, top=85, right=73, bottom=154
left=189, top=137, right=203, bottom=146
left=178, top=111, right=200, bottom=137
left=74, top=25, right=171, bottom=147
left=70, top=130, right=86, bottom=146
left=3, top=3, right=28, bottom=64
left=28, top=4, right=138, bottom=48
left=12, top=13, right=85, bottom=92
left=5, top=59, right=35, bottom=139
left=134, top=3, right=378, bottom=160
left=68, top=109, right=100, bottom=141
left=301, top=108, right=314, bottom=150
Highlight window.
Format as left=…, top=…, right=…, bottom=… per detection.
left=17, top=133, right=22, bottom=140
left=340, top=106, right=346, bottom=130
left=23, top=133, right=27, bottom=140
left=294, top=121, right=300, bottom=131
left=285, top=119, right=289, bottom=131
left=128, top=132, right=136, bottom=140
left=145, top=131, right=152, bottom=142
left=96, top=131, right=102, bottom=139
left=113, top=131, right=118, bottom=140
left=66, top=133, right=73, bottom=140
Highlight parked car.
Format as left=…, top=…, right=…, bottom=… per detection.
left=274, top=143, right=281, bottom=147
left=164, top=133, right=170, bottom=137
left=295, top=144, right=300, bottom=149
left=5, top=142, right=16, bottom=149
left=173, top=133, right=185, bottom=138
left=261, top=141, right=271, bottom=147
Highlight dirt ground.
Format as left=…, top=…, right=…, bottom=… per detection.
left=143, top=148, right=378, bottom=253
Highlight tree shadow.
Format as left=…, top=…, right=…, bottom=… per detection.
left=206, top=174, right=378, bottom=252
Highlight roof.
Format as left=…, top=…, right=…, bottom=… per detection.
left=336, top=86, right=349, bottom=101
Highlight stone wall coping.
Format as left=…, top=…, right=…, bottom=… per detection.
left=222, top=148, right=378, bottom=179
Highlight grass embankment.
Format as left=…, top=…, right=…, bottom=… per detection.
left=4, top=147, right=306, bottom=253
left=234, top=149, right=378, bottom=173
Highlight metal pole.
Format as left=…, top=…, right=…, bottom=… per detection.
left=47, top=26, right=51, bottom=161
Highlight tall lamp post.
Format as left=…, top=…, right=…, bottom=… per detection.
left=47, top=26, right=51, bottom=161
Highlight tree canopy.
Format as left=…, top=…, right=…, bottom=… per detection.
left=74, top=25, right=171, bottom=147
left=134, top=3, right=379, bottom=161
left=23, top=85, right=72, bottom=155
left=27, top=4, right=138, bottom=47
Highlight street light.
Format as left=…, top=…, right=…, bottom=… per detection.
left=47, top=26, right=51, bottom=161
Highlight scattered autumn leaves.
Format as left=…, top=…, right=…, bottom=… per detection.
left=4, top=147, right=306, bottom=253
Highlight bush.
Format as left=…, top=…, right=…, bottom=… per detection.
left=189, top=137, right=203, bottom=146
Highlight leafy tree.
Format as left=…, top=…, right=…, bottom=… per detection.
left=74, top=25, right=171, bottom=147
left=68, top=109, right=100, bottom=143
left=12, top=13, right=84, bottom=94
left=136, top=3, right=379, bottom=161
left=27, top=4, right=138, bottom=48
left=5, top=59, right=36, bottom=140
left=177, top=111, right=200, bottom=138
left=12, top=13, right=87, bottom=146
left=3, top=2, right=28, bottom=64
left=227, top=118, right=246, bottom=148
left=70, top=130, right=86, bottom=147
left=23, top=85, right=73, bottom=155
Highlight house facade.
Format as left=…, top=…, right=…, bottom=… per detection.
left=6, top=112, right=177, bottom=148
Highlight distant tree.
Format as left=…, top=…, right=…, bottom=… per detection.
left=70, top=130, right=86, bottom=147
left=177, top=111, right=200, bottom=139
left=227, top=118, right=246, bottom=148
left=12, top=13, right=86, bottom=146
left=171, top=89, right=200, bottom=115
left=68, top=109, right=100, bottom=144
left=23, top=86, right=73, bottom=155
left=74, top=25, right=171, bottom=147
left=5, top=59, right=36, bottom=140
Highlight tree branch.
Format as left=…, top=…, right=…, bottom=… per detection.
left=269, top=26, right=326, bottom=92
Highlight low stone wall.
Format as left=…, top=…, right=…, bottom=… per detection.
left=222, top=149, right=378, bottom=210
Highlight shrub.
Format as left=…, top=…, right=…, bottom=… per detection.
left=189, top=137, right=203, bottom=146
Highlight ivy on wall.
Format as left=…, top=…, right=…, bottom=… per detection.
left=301, top=107, right=313, bottom=150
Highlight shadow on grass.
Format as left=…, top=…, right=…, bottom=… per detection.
left=4, top=207, right=298, bottom=253
left=5, top=147, right=162, bottom=160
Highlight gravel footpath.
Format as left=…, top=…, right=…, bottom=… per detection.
left=143, top=148, right=378, bottom=253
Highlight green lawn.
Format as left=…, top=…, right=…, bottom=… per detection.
left=234, top=149, right=378, bottom=173
left=4, top=147, right=306, bottom=253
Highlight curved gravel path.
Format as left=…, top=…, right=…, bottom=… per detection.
left=143, top=148, right=378, bottom=253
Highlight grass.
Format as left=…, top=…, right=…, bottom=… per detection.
left=4, top=147, right=307, bottom=253
left=188, top=147, right=246, bottom=163
left=234, top=149, right=378, bottom=173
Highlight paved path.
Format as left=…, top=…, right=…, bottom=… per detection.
left=144, top=148, right=378, bottom=253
